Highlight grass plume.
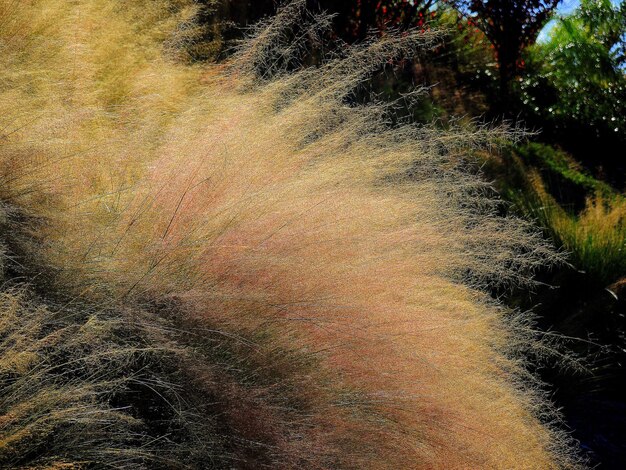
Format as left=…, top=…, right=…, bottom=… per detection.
left=0, top=0, right=582, bottom=468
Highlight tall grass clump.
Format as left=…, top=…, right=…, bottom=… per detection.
left=1, top=0, right=583, bottom=468
left=0, top=204, right=169, bottom=468
left=526, top=183, right=626, bottom=285
left=489, top=143, right=626, bottom=285
left=0, top=285, right=168, bottom=469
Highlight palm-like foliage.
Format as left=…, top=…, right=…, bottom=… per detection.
left=521, top=0, right=626, bottom=139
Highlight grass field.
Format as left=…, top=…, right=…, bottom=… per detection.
left=0, top=1, right=583, bottom=468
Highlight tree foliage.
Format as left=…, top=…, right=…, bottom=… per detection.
left=446, top=0, right=561, bottom=97
left=520, top=0, right=626, bottom=168
left=312, top=0, right=436, bottom=40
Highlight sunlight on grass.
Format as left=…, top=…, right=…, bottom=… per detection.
left=490, top=143, right=626, bottom=285
left=532, top=181, right=626, bottom=284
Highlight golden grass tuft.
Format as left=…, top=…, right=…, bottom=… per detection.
left=531, top=179, right=626, bottom=284
left=0, top=0, right=583, bottom=468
